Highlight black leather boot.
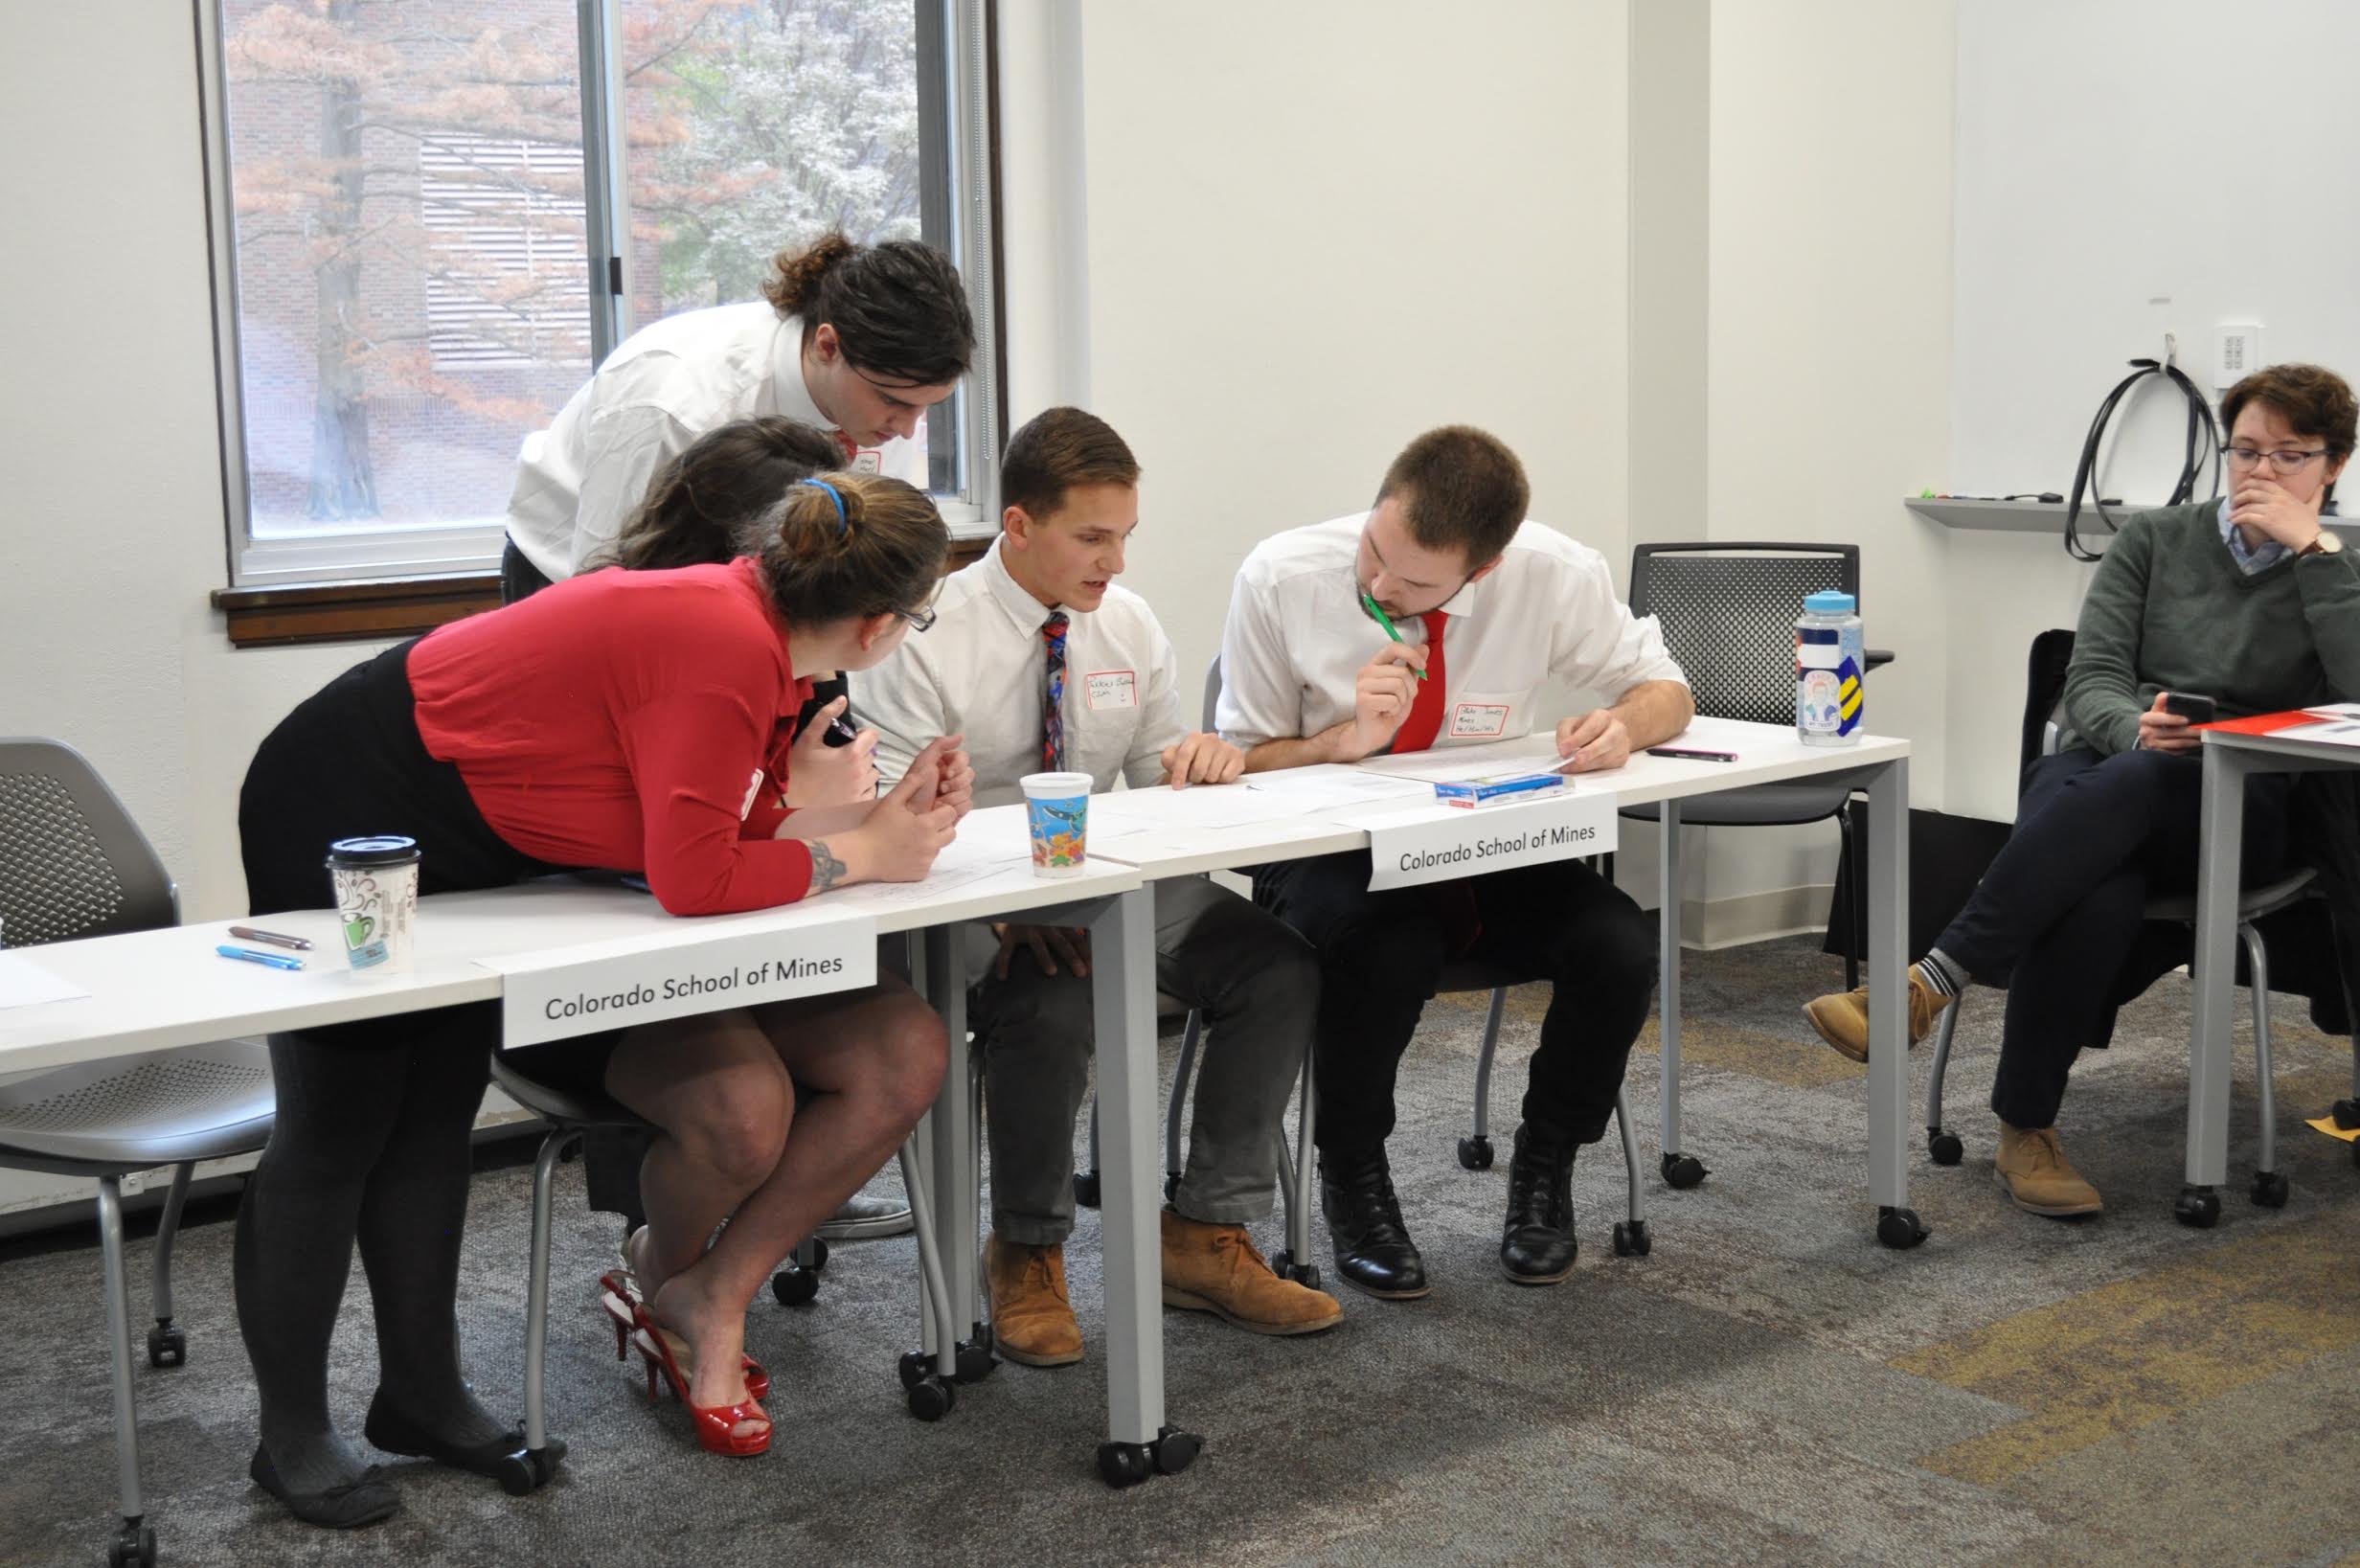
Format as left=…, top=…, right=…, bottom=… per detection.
left=1319, top=1146, right=1429, bottom=1300
left=1500, top=1124, right=1577, bottom=1284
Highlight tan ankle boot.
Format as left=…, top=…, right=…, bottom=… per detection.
left=1802, top=964, right=1954, bottom=1062
left=1159, top=1211, right=1342, bottom=1335
left=1993, top=1123, right=2103, bottom=1216
left=985, top=1234, right=1083, bottom=1367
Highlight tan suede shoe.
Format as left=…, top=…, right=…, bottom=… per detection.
left=1802, top=964, right=1954, bottom=1062
left=985, top=1234, right=1084, bottom=1367
left=1993, top=1123, right=2103, bottom=1216
left=1160, top=1210, right=1343, bottom=1336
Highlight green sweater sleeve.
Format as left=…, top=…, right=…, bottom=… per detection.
left=2295, top=545, right=2360, bottom=699
left=2063, top=512, right=2154, bottom=756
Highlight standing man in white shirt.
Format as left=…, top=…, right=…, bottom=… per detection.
left=1219, top=425, right=1693, bottom=1298
left=856, top=407, right=1343, bottom=1365
left=501, top=229, right=972, bottom=596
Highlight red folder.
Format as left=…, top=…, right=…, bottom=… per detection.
left=2195, top=710, right=2322, bottom=736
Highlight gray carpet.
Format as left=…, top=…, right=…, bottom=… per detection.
left=6, top=936, right=2360, bottom=1567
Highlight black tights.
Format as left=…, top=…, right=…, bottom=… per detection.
left=234, top=1008, right=505, bottom=1493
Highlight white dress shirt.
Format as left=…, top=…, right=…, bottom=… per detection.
left=1217, top=511, right=1686, bottom=751
left=855, top=538, right=1188, bottom=807
left=504, top=302, right=930, bottom=581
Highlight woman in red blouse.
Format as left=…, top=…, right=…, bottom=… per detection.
left=235, top=474, right=961, bottom=1522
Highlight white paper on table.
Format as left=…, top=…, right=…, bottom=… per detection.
left=0, top=952, right=91, bottom=1010
left=1353, top=736, right=1571, bottom=784
left=1084, top=783, right=1308, bottom=840
left=2273, top=717, right=2360, bottom=747
left=2303, top=702, right=2360, bottom=720
left=1240, top=764, right=1433, bottom=810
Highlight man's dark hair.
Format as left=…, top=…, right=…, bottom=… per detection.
left=764, top=230, right=974, bottom=386
left=1002, top=406, right=1142, bottom=523
left=1373, top=426, right=1531, bottom=567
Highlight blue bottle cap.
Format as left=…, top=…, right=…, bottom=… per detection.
left=1804, top=590, right=1856, bottom=615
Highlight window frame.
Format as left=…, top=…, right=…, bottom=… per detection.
left=197, top=0, right=1004, bottom=605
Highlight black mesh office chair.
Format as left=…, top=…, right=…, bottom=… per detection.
left=1918, top=630, right=2314, bottom=1223
left=0, top=739, right=277, bottom=1568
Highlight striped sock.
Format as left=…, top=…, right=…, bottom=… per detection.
left=1915, top=948, right=1966, bottom=999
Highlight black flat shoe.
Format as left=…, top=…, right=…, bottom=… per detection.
left=1500, top=1124, right=1577, bottom=1285
left=1320, top=1146, right=1430, bottom=1300
left=248, top=1444, right=398, bottom=1530
left=363, top=1392, right=566, bottom=1480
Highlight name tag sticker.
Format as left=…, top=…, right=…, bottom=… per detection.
left=1085, top=670, right=1139, bottom=711
left=849, top=449, right=882, bottom=474
left=1448, top=702, right=1510, bottom=739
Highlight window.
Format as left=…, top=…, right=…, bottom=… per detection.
left=199, top=0, right=1000, bottom=590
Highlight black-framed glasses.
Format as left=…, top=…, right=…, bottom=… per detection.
left=2223, top=445, right=2327, bottom=474
left=890, top=602, right=938, bottom=633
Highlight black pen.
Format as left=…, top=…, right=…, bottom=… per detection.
left=1646, top=746, right=1739, bottom=762
left=229, top=924, right=312, bottom=951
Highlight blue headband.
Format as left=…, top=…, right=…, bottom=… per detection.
left=798, top=477, right=849, bottom=535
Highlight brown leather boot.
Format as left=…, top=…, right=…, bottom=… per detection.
left=1160, top=1211, right=1343, bottom=1335
left=1803, top=963, right=1954, bottom=1062
left=1993, top=1123, right=2103, bottom=1216
left=985, top=1233, right=1083, bottom=1367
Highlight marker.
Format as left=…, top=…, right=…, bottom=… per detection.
left=1646, top=746, right=1738, bottom=762
left=217, top=943, right=304, bottom=971
left=1358, top=590, right=1429, bottom=680
left=828, top=715, right=861, bottom=743
left=228, top=924, right=311, bottom=951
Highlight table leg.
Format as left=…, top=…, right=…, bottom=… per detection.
left=1083, top=884, right=1197, bottom=1487
left=2180, top=743, right=2246, bottom=1227
left=920, top=926, right=985, bottom=1367
left=1867, top=757, right=1925, bottom=1248
left=1656, top=804, right=1707, bottom=1190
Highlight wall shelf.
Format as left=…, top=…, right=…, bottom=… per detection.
left=1904, top=497, right=2154, bottom=534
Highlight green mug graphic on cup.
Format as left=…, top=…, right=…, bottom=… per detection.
left=326, top=836, right=420, bottom=978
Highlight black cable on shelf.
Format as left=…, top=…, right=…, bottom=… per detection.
left=2063, top=356, right=2220, bottom=561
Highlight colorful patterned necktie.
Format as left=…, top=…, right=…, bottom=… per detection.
left=1041, top=611, right=1070, bottom=771
left=1390, top=609, right=1450, bottom=753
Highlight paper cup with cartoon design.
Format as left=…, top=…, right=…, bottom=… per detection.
left=326, top=835, right=420, bottom=978
left=1018, top=772, right=1092, bottom=878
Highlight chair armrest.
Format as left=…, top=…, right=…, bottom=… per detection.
left=1865, top=648, right=1895, bottom=670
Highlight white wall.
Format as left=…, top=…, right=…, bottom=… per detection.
left=1942, top=0, right=2360, bottom=820
left=1690, top=0, right=1958, bottom=933
left=0, top=4, right=392, bottom=924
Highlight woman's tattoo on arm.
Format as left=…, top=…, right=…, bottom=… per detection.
left=807, top=838, right=849, bottom=893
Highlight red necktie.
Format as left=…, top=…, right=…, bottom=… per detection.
left=1389, top=610, right=1450, bottom=753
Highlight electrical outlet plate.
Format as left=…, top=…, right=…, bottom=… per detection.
left=2215, top=323, right=2263, bottom=387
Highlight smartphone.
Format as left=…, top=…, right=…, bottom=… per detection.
left=2162, top=692, right=2217, bottom=724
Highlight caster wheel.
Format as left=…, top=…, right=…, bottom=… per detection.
left=954, top=1338, right=998, bottom=1383
left=1073, top=1172, right=1101, bottom=1209
left=770, top=1265, right=820, bottom=1307
left=496, top=1445, right=561, bottom=1497
left=1927, top=1129, right=1964, bottom=1167
left=146, top=1322, right=186, bottom=1370
left=1270, top=1249, right=1323, bottom=1287
left=808, top=1238, right=830, bottom=1270
left=2249, top=1170, right=2290, bottom=1209
left=897, top=1350, right=930, bottom=1390
left=1151, top=1424, right=1202, bottom=1475
left=2331, top=1097, right=2360, bottom=1131
left=2173, top=1185, right=2221, bottom=1228
left=1660, top=1151, right=1708, bottom=1190
left=1612, top=1220, right=1651, bottom=1258
left=1458, top=1135, right=1494, bottom=1171
left=906, top=1376, right=956, bottom=1421
left=1875, top=1206, right=1929, bottom=1249
left=1097, top=1441, right=1152, bottom=1488
left=109, top=1523, right=156, bottom=1568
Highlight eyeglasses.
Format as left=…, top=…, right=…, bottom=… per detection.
left=889, top=602, right=938, bottom=633
left=2223, top=445, right=2327, bottom=474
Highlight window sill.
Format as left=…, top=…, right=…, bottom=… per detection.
left=214, top=535, right=997, bottom=649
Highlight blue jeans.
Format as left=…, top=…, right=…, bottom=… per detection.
left=1936, top=746, right=2291, bottom=1129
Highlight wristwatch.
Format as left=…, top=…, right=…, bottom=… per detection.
left=2300, top=530, right=2346, bottom=557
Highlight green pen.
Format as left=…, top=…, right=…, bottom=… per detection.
left=1358, top=589, right=1430, bottom=680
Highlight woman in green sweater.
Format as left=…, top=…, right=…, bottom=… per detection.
left=1805, top=363, right=2360, bottom=1217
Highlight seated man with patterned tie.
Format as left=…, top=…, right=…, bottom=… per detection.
left=1217, top=426, right=1693, bottom=1296
left=855, top=406, right=1343, bottom=1366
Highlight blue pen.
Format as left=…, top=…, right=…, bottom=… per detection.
left=217, top=943, right=304, bottom=972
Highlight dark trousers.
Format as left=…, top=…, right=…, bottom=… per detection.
left=1253, top=851, right=1655, bottom=1153
left=1937, top=746, right=2291, bottom=1130
left=500, top=536, right=556, bottom=604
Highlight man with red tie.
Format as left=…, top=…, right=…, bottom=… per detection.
left=1217, top=425, right=1692, bottom=1296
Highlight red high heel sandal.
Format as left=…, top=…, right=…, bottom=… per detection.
left=599, top=1271, right=768, bottom=1400
left=631, top=1326, right=771, bottom=1457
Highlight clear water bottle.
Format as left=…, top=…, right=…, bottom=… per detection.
left=1796, top=590, right=1863, bottom=746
